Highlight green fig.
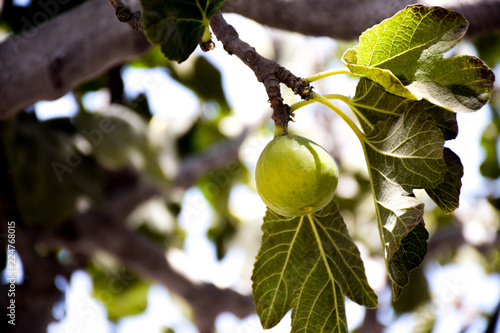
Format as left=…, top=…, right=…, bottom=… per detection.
left=256, top=130, right=339, bottom=217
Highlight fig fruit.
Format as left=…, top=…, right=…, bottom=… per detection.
left=256, top=132, right=339, bottom=217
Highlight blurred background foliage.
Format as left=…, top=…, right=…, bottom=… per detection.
left=1, top=0, right=500, bottom=332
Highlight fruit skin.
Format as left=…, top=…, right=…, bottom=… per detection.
left=256, top=133, right=339, bottom=217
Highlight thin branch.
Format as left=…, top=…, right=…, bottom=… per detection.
left=107, top=0, right=143, bottom=31
left=209, top=11, right=312, bottom=127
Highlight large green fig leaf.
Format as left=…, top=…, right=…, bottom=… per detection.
left=140, top=0, right=225, bottom=62
left=348, top=75, right=465, bottom=295
left=343, top=5, right=495, bottom=113
left=252, top=200, right=377, bottom=332
left=359, top=102, right=453, bottom=294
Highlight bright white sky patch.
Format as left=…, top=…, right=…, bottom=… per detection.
left=122, top=66, right=199, bottom=120
left=35, top=93, right=78, bottom=120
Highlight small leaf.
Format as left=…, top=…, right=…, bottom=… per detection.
left=343, top=5, right=495, bottom=113
left=252, top=200, right=377, bottom=332
left=425, top=148, right=463, bottom=213
left=140, top=0, right=225, bottom=63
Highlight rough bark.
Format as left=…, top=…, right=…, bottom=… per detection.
left=0, top=0, right=150, bottom=119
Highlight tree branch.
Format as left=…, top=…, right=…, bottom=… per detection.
left=209, top=11, right=312, bottom=128
left=222, top=0, right=500, bottom=40
left=0, top=0, right=150, bottom=119
left=1, top=0, right=499, bottom=120
left=107, top=0, right=143, bottom=31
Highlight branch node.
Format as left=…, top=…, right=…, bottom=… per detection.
left=107, top=0, right=143, bottom=31
left=244, top=49, right=257, bottom=64
left=209, top=11, right=303, bottom=128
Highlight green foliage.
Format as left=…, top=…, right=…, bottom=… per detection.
left=474, top=33, right=500, bottom=68
left=343, top=5, right=494, bottom=113
left=254, top=5, right=494, bottom=331
left=199, top=165, right=242, bottom=259
left=74, top=106, right=168, bottom=187
left=337, top=5, right=493, bottom=297
left=1, top=113, right=106, bottom=225
left=140, top=0, right=225, bottom=62
left=89, top=262, right=150, bottom=321
left=480, top=100, right=500, bottom=179
left=252, top=200, right=377, bottom=332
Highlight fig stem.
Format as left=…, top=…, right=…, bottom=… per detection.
left=305, top=68, right=353, bottom=83
left=274, top=123, right=289, bottom=137
left=313, top=94, right=365, bottom=141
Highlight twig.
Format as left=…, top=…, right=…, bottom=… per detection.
left=107, top=0, right=143, bottom=31
left=209, top=11, right=312, bottom=128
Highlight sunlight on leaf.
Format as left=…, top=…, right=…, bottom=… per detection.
left=364, top=102, right=446, bottom=189
left=343, top=5, right=495, bottom=113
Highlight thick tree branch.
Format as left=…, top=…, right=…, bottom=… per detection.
left=222, top=0, right=500, bottom=40
left=0, top=0, right=150, bottom=119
